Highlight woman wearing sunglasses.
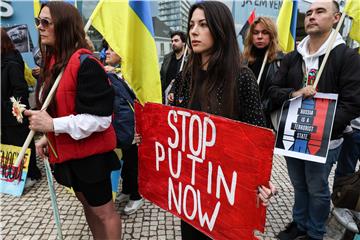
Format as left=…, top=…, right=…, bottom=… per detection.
left=24, top=2, right=122, bottom=239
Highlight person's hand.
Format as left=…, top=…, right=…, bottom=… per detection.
left=167, top=93, right=174, bottom=103
left=104, top=65, right=115, bottom=73
left=134, top=133, right=142, bottom=145
left=32, top=67, right=41, bottom=77
left=257, top=182, right=277, bottom=206
left=291, top=86, right=316, bottom=98
left=35, top=135, right=48, bottom=159
left=24, top=110, right=54, bottom=132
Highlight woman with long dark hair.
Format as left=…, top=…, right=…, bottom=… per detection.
left=24, top=2, right=121, bottom=239
left=1, top=28, right=42, bottom=188
left=170, top=2, right=276, bottom=239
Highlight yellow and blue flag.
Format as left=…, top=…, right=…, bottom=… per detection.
left=277, top=0, right=298, bottom=53
left=344, top=0, right=360, bottom=44
left=90, top=0, right=162, bottom=104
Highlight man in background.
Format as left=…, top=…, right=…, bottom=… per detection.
left=160, top=31, right=186, bottom=104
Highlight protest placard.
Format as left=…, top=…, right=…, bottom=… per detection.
left=4, top=24, right=33, bottom=53
left=0, top=144, right=30, bottom=196
left=135, top=103, right=275, bottom=239
left=274, top=93, right=338, bottom=163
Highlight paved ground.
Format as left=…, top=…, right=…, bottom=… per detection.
left=0, top=155, right=350, bottom=240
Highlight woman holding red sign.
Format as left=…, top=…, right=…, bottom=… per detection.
left=168, top=1, right=277, bottom=239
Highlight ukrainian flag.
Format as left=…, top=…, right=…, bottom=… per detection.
left=277, top=0, right=298, bottom=53
left=89, top=0, right=162, bottom=104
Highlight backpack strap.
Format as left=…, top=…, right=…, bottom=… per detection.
left=79, top=53, right=91, bottom=65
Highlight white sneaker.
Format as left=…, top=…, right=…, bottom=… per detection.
left=116, top=193, right=130, bottom=204
left=24, top=178, right=38, bottom=189
left=333, top=208, right=359, bottom=233
left=123, top=198, right=144, bottom=215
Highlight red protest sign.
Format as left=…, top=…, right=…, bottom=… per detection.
left=135, top=103, right=275, bottom=239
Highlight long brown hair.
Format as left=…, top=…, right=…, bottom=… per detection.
left=243, top=17, right=279, bottom=64
left=185, top=1, right=243, bottom=118
left=1, top=28, right=15, bottom=56
left=36, top=1, right=90, bottom=110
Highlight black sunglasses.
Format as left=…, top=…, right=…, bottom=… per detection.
left=35, top=17, right=53, bottom=28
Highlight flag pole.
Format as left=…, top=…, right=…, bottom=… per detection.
left=44, top=157, right=63, bottom=240
left=257, top=50, right=269, bottom=85
left=313, top=11, right=346, bottom=89
left=84, top=17, right=93, bottom=33
left=179, top=44, right=188, bottom=72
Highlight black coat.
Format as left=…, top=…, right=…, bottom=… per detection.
left=267, top=44, right=360, bottom=139
left=1, top=50, right=29, bottom=127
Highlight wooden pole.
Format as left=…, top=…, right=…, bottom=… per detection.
left=179, top=45, right=188, bottom=72
left=257, top=50, right=269, bottom=85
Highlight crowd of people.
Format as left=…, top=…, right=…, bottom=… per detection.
left=1, top=0, right=359, bottom=239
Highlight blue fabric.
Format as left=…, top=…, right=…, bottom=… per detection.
left=290, top=0, right=298, bottom=39
left=335, top=129, right=360, bottom=179
left=129, top=1, right=154, bottom=36
left=285, top=145, right=341, bottom=239
left=99, top=48, right=107, bottom=62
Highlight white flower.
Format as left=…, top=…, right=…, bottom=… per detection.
left=10, top=97, right=27, bottom=123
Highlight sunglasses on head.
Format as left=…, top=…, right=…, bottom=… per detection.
left=35, top=17, right=53, bottom=28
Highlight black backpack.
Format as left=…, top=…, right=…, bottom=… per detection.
left=332, top=170, right=360, bottom=211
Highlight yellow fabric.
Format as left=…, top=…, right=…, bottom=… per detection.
left=24, top=63, right=36, bottom=87
left=33, top=0, right=41, bottom=17
left=90, top=1, right=162, bottom=104
left=277, top=0, right=295, bottom=53
left=344, top=0, right=360, bottom=43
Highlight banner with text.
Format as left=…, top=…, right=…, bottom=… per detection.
left=135, top=103, right=275, bottom=239
left=274, top=93, right=338, bottom=163
left=0, top=144, right=30, bottom=196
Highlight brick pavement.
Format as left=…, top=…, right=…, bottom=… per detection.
left=0, top=155, right=348, bottom=239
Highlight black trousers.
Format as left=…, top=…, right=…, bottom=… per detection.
left=121, top=144, right=141, bottom=200
left=181, top=220, right=212, bottom=240
left=1, top=125, right=41, bottom=180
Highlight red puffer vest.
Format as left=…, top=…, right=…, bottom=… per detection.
left=46, top=48, right=116, bottom=164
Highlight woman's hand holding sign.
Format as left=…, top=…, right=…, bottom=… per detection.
left=258, top=182, right=277, bottom=206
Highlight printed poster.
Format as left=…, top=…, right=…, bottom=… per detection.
left=4, top=24, right=33, bottom=53
left=0, top=144, right=31, bottom=197
left=274, top=93, right=338, bottom=163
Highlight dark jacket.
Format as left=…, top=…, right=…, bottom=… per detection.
left=248, top=51, right=284, bottom=128
left=1, top=49, right=29, bottom=126
left=267, top=44, right=360, bottom=139
left=160, top=52, right=174, bottom=93
left=259, top=52, right=284, bottom=115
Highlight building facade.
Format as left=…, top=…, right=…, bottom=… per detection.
left=158, top=0, right=191, bottom=33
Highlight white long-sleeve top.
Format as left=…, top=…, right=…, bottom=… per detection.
left=53, top=114, right=112, bottom=140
